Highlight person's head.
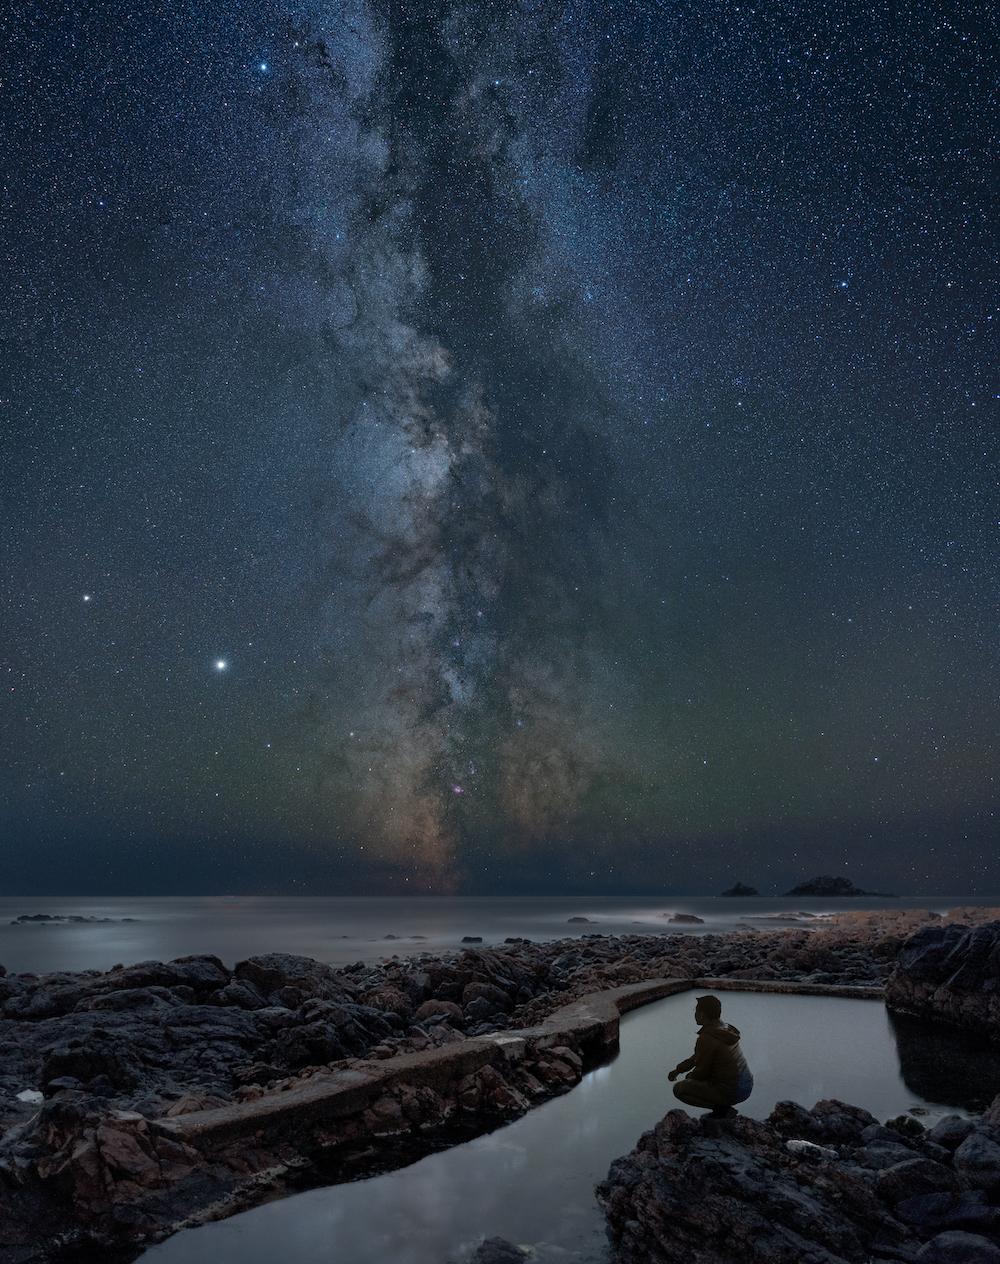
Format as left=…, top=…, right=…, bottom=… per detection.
left=695, top=994, right=722, bottom=1025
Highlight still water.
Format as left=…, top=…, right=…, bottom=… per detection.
left=1, top=894, right=989, bottom=975
left=140, top=991, right=991, bottom=1264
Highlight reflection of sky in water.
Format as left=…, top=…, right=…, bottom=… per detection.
left=0, top=894, right=968, bottom=974
left=141, top=992, right=971, bottom=1264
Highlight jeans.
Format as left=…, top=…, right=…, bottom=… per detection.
left=733, top=1066, right=754, bottom=1104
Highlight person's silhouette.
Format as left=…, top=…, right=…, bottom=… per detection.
left=667, top=993, right=754, bottom=1119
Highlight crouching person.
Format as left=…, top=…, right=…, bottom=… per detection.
left=667, top=993, right=754, bottom=1119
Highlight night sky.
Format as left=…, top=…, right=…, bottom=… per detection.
left=3, top=1, right=998, bottom=896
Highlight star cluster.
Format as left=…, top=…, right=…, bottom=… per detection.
left=2, top=0, right=997, bottom=894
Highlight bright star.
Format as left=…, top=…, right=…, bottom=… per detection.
left=215, top=659, right=228, bottom=671
left=258, top=61, right=269, bottom=72
left=82, top=593, right=92, bottom=603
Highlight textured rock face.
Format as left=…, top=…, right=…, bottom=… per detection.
left=0, top=1020, right=587, bottom=1261
left=886, top=921, right=1000, bottom=1039
left=597, top=1098, right=1000, bottom=1264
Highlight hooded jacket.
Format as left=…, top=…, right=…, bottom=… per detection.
left=687, top=1020, right=751, bottom=1088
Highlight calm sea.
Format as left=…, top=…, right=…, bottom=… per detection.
left=0, top=894, right=994, bottom=975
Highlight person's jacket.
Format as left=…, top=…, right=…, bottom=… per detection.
left=687, top=1020, right=751, bottom=1087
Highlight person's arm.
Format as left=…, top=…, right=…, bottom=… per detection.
left=684, top=1031, right=716, bottom=1081
left=667, top=1052, right=697, bottom=1080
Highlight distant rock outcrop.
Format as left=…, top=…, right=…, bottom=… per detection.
left=467, top=1239, right=531, bottom=1264
left=784, top=875, right=896, bottom=897
left=886, top=920, right=1000, bottom=1041
left=720, top=883, right=759, bottom=897
left=11, top=913, right=139, bottom=925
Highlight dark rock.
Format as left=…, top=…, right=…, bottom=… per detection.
left=233, top=953, right=355, bottom=1007
left=773, top=1097, right=879, bottom=1143
left=887, top=922, right=1000, bottom=1042
left=467, top=1237, right=530, bottom=1263
left=665, top=914, right=705, bottom=925
left=598, top=1105, right=913, bottom=1264
left=896, top=1190, right=1000, bottom=1235
left=720, top=883, right=759, bottom=896
left=954, top=1131, right=1000, bottom=1194
left=361, top=986, right=414, bottom=1022
left=461, top=936, right=484, bottom=943
left=10, top=913, right=139, bottom=925
left=857, top=1142, right=922, bottom=1170
left=44, top=1076, right=84, bottom=1094
left=209, top=980, right=267, bottom=1009
left=861, top=1123, right=911, bottom=1145
left=599, top=1088, right=1000, bottom=1264
left=78, top=986, right=183, bottom=1012
left=462, top=982, right=511, bottom=1012
left=887, top=1113, right=927, bottom=1138
left=41, top=1039, right=140, bottom=1091
left=916, top=1231, right=1000, bottom=1263
left=4, top=982, right=96, bottom=1020
left=928, top=1117, right=976, bottom=1150
left=167, top=955, right=230, bottom=990
left=566, top=917, right=592, bottom=924
left=874, top=1157, right=959, bottom=1204
left=413, top=999, right=465, bottom=1027
left=273, top=1022, right=348, bottom=1067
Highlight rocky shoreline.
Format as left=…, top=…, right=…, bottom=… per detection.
left=597, top=1096, right=1000, bottom=1263
left=1, top=907, right=998, bottom=1262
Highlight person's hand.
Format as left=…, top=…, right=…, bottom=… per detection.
left=667, top=1068, right=678, bottom=1082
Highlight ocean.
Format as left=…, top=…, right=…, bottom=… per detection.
left=0, top=893, right=994, bottom=975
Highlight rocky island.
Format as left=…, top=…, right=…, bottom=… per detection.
left=784, top=875, right=897, bottom=898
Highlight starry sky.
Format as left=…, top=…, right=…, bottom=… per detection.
left=3, top=0, right=998, bottom=896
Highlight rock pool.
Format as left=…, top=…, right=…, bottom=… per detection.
left=140, top=991, right=994, bottom=1264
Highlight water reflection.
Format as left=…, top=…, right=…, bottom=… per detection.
left=141, top=992, right=972, bottom=1264
left=889, top=1008, right=1000, bottom=1111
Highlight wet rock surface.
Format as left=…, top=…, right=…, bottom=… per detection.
left=597, top=1096, right=1000, bottom=1264
left=886, top=920, right=1000, bottom=1040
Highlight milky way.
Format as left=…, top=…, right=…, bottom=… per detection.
left=277, top=5, right=623, bottom=885
left=3, top=0, right=998, bottom=894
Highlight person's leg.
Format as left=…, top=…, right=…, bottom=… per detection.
left=672, top=1077, right=734, bottom=1109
